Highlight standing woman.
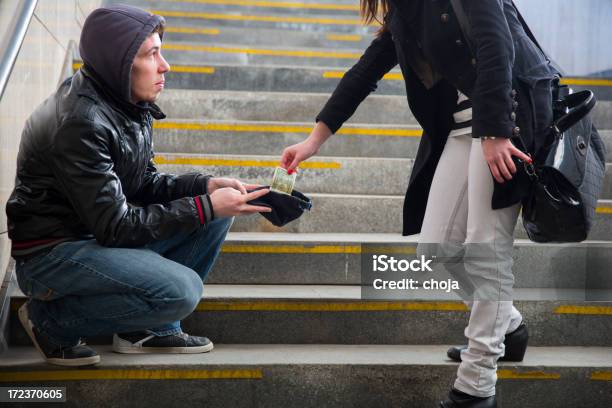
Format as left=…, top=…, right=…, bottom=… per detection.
left=280, top=0, right=556, bottom=407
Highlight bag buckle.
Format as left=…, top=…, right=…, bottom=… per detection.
left=523, top=161, right=538, bottom=180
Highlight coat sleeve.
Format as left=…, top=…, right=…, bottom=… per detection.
left=466, top=0, right=515, bottom=138
left=315, top=28, right=398, bottom=133
left=133, top=152, right=212, bottom=204
left=47, top=119, right=213, bottom=247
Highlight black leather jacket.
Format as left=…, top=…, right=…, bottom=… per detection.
left=6, top=67, right=213, bottom=249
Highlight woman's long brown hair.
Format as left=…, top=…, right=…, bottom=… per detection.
left=360, top=0, right=390, bottom=35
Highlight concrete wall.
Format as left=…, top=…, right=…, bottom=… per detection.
left=515, top=0, right=612, bottom=76
left=0, top=0, right=101, bottom=298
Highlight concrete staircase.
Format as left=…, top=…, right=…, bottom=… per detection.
left=2, top=0, right=611, bottom=406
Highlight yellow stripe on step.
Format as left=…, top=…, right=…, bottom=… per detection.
left=323, top=71, right=403, bottom=80
left=596, top=206, right=612, bottom=214
left=554, top=305, right=612, bottom=315
left=326, top=34, right=362, bottom=42
left=195, top=301, right=469, bottom=312
left=561, top=77, right=612, bottom=87
left=221, top=244, right=361, bottom=254
left=153, top=155, right=341, bottom=169
left=166, top=27, right=221, bottom=35
left=497, top=369, right=561, bottom=380
left=149, top=10, right=369, bottom=25
left=591, top=371, right=612, bottom=381
left=158, top=0, right=360, bottom=11
left=154, top=122, right=423, bottom=137
left=0, top=369, right=262, bottom=382
left=324, top=72, right=612, bottom=87
left=219, top=244, right=416, bottom=254
left=72, top=62, right=215, bottom=74
left=163, top=43, right=361, bottom=59
left=171, top=65, right=216, bottom=74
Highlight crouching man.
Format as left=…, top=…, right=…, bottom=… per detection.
left=5, top=5, right=270, bottom=366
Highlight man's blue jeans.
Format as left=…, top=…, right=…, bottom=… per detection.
left=14, top=217, right=234, bottom=347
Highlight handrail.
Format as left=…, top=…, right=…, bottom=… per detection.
left=0, top=0, right=38, bottom=101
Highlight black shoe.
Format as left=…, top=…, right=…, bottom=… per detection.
left=447, top=323, right=528, bottom=362
left=440, top=388, right=497, bottom=408
left=112, top=330, right=214, bottom=354
left=18, top=303, right=100, bottom=366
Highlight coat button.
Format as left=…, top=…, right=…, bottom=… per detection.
left=513, top=126, right=521, bottom=136
left=441, top=13, right=450, bottom=23
left=471, top=58, right=476, bottom=66
left=511, top=89, right=517, bottom=98
left=455, top=39, right=463, bottom=46
left=513, top=101, right=519, bottom=109
left=511, top=112, right=517, bottom=121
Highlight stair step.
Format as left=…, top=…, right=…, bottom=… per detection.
left=161, top=25, right=374, bottom=49
left=151, top=116, right=612, bottom=165
left=1, top=344, right=611, bottom=407
left=151, top=10, right=375, bottom=33
left=160, top=61, right=612, bottom=100
left=116, top=0, right=362, bottom=16
left=155, top=89, right=412, bottom=123
left=226, top=194, right=612, bottom=240
left=154, top=152, right=612, bottom=198
left=162, top=62, right=405, bottom=94
left=8, top=285, right=612, bottom=347
left=206, top=233, right=612, bottom=289
left=152, top=89, right=612, bottom=129
left=153, top=119, right=423, bottom=158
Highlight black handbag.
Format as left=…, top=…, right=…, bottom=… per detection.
left=519, top=88, right=606, bottom=242
left=450, top=0, right=607, bottom=242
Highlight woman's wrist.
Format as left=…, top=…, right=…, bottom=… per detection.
left=306, top=122, right=332, bottom=151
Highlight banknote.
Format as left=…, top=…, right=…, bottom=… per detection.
left=271, top=167, right=296, bottom=195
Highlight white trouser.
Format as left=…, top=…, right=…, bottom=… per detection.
left=416, top=134, right=523, bottom=397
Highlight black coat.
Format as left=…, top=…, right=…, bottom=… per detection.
left=316, top=0, right=557, bottom=235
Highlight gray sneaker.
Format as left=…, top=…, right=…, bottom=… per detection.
left=18, top=303, right=100, bottom=366
left=112, top=330, right=214, bottom=354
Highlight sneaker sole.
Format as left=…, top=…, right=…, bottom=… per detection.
left=113, top=342, right=214, bottom=354
left=18, top=303, right=100, bottom=367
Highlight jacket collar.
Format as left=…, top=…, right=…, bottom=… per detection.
left=79, top=65, right=166, bottom=122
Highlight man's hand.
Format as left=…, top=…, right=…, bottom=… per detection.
left=210, top=187, right=272, bottom=218
left=208, top=177, right=256, bottom=194
left=481, top=138, right=532, bottom=183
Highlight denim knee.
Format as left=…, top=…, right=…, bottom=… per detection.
left=155, top=270, right=202, bottom=321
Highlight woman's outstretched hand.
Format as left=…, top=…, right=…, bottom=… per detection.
left=280, top=121, right=332, bottom=173
left=280, top=140, right=319, bottom=174
left=481, top=137, right=532, bottom=183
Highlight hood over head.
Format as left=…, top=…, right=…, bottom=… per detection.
left=79, top=4, right=165, bottom=106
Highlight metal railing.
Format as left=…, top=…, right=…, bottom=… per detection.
left=0, top=0, right=38, bottom=101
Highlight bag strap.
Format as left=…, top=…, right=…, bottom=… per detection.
left=553, top=90, right=596, bottom=134
left=449, top=0, right=474, bottom=52
left=511, top=2, right=550, bottom=63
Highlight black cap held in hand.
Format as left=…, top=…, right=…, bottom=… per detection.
left=247, top=186, right=312, bottom=227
